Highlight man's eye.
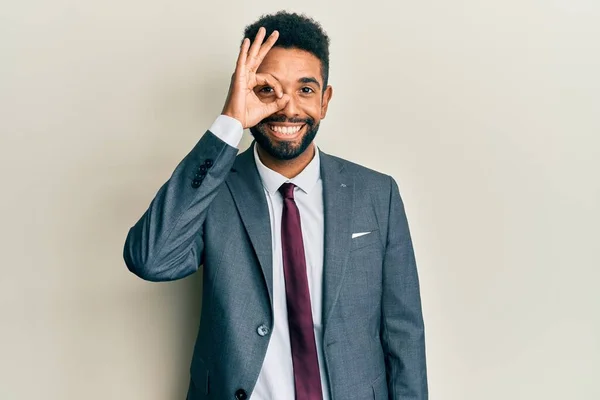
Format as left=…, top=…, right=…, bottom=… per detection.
left=301, top=87, right=314, bottom=94
left=260, top=87, right=274, bottom=94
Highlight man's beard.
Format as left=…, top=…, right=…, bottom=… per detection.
left=249, top=114, right=319, bottom=161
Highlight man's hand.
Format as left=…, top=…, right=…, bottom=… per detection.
left=222, top=27, right=290, bottom=129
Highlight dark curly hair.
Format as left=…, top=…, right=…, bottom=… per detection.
left=243, top=11, right=331, bottom=88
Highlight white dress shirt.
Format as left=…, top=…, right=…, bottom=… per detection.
left=209, top=115, right=331, bottom=400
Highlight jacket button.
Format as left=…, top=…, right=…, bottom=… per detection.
left=204, top=159, right=213, bottom=167
left=191, top=180, right=201, bottom=189
left=257, top=324, right=270, bottom=337
left=199, top=165, right=207, bottom=173
left=234, top=389, right=247, bottom=400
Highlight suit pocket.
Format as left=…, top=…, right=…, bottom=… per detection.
left=351, top=229, right=380, bottom=251
left=371, top=371, right=388, bottom=399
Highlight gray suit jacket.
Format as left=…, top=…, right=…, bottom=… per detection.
left=123, top=131, right=428, bottom=399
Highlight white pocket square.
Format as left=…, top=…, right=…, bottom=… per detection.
left=352, top=232, right=372, bottom=239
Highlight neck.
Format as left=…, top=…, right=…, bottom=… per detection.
left=256, top=144, right=316, bottom=179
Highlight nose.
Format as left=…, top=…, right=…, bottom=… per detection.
left=280, top=94, right=299, bottom=118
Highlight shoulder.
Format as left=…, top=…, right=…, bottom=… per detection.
left=320, top=151, right=395, bottom=190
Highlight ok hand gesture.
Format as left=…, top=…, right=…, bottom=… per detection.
left=222, top=27, right=290, bottom=129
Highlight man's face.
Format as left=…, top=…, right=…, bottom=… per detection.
left=250, top=47, right=333, bottom=161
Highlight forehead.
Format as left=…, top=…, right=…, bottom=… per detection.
left=257, top=47, right=323, bottom=85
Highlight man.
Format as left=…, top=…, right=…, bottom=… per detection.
left=124, top=11, right=428, bottom=400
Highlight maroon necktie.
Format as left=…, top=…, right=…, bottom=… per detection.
left=279, top=183, right=323, bottom=400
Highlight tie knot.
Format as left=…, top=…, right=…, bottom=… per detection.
left=279, top=182, right=296, bottom=199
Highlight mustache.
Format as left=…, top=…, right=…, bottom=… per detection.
left=261, top=114, right=314, bottom=125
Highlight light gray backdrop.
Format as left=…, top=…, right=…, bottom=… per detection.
left=1, top=0, right=599, bottom=398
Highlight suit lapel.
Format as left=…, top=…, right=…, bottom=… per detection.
left=319, top=151, right=354, bottom=333
left=224, top=146, right=353, bottom=328
left=225, top=145, right=274, bottom=308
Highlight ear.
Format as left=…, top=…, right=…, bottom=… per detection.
left=320, top=85, right=333, bottom=119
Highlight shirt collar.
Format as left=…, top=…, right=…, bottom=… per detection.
left=253, top=143, right=321, bottom=196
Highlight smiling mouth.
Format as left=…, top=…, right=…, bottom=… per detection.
left=267, top=124, right=305, bottom=137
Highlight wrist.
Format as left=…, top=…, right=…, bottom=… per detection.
left=221, top=109, right=245, bottom=129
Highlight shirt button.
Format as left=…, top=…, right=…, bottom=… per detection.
left=257, top=324, right=270, bottom=337
left=235, top=389, right=247, bottom=400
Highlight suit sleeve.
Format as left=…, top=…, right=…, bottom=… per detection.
left=381, top=176, right=428, bottom=399
left=123, top=128, right=240, bottom=281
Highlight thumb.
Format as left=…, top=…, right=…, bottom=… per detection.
left=264, top=94, right=290, bottom=115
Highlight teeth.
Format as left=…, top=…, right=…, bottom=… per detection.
left=269, top=125, right=303, bottom=135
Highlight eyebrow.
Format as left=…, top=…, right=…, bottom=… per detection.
left=299, top=77, right=321, bottom=89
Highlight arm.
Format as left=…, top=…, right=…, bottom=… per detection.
left=381, top=177, right=428, bottom=399
left=123, top=26, right=289, bottom=282
left=123, top=117, right=242, bottom=281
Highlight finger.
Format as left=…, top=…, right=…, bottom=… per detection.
left=247, top=27, right=267, bottom=66
left=264, top=94, right=290, bottom=116
left=256, top=73, right=284, bottom=98
left=254, top=30, right=279, bottom=67
left=236, top=38, right=250, bottom=70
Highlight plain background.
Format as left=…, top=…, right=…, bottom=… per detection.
left=2, top=0, right=599, bottom=398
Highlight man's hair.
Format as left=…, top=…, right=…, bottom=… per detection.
left=243, top=11, right=330, bottom=88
